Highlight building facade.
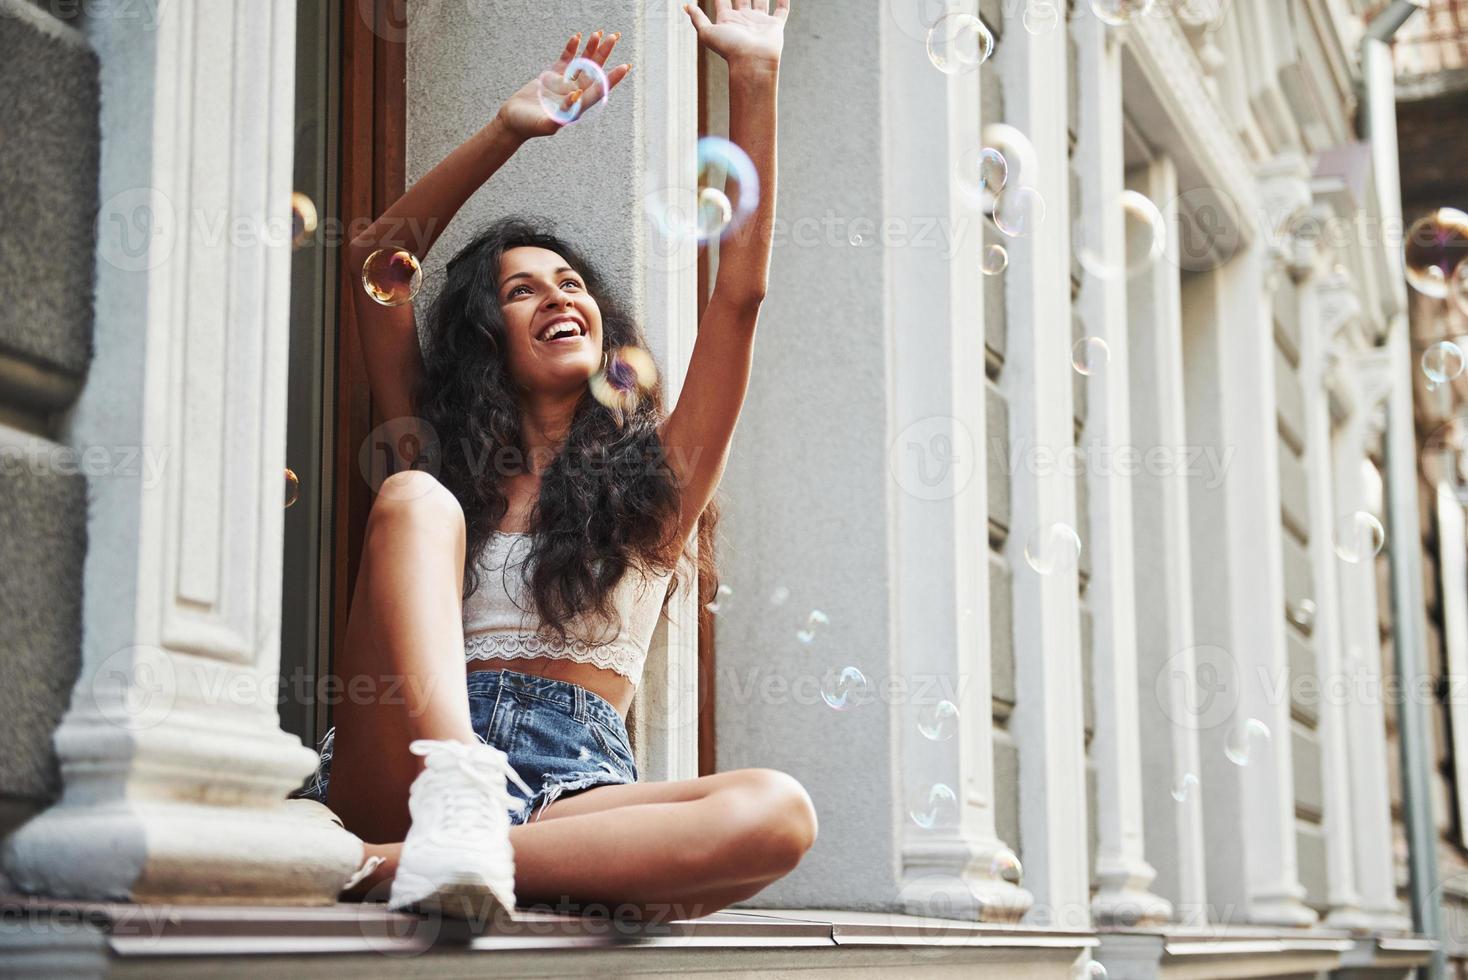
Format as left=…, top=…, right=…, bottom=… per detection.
left=1, top=0, right=1465, bottom=977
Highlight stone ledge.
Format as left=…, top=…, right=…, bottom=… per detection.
left=0, top=895, right=1098, bottom=977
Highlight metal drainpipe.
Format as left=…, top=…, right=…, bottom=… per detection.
left=1362, top=1, right=1442, bottom=977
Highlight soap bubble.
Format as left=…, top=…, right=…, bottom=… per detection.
left=1171, top=772, right=1198, bottom=803
left=1403, top=208, right=1468, bottom=299
left=1090, top=0, right=1155, bottom=25
left=849, top=231, right=866, bottom=247
left=1289, top=597, right=1316, bottom=630
left=770, top=585, right=791, bottom=606
left=704, top=583, right=734, bottom=614
left=1074, top=190, right=1166, bottom=281
left=918, top=700, right=960, bottom=741
left=697, top=187, right=735, bottom=240
left=1422, top=341, right=1466, bottom=385
left=981, top=244, right=1010, bottom=276
left=284, top=468, right=300, bottom=509
left=1072, top=337, right=1110, bottom=376
left=908, top=782, right=959, bottom=829
left=589, top=346, right=658, bottom=428
left=821, top=666, right=870, bottom=711
left=361, top=248, right=423, bottom=307
left=956, top=146, right=1008, bottom=211
left=982, top=123, right=1040, bottom=185
left=290, top=192, right=317, bottom=250
left=1224, top=717, right=1271, bottom=766
left=537, top=56, right=609, bottom=126
left=1023, top=0, right=1060, bottom=34
left=1333, top=511, right=1385, bottom=564
left=796, top=609, right=830, bottom=645
left=1024, top=523, right=1082, bottom=575
left=645, top=137, right=760, bottom=248
left=990, top=850, right=1023, bottom=885
left=925, top=13, right=993, bottom=74
left=1450, top=261, right=1468, bottom=317
left=993, top=186, right=1047, bottom=238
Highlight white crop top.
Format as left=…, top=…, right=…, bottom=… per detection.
left=462, top=531, right=680, bottom=688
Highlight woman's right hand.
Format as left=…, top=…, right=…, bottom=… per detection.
left=496, top=31, right=633, bottom=142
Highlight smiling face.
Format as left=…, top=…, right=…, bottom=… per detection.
left=497, top=246, right=604, bottom=392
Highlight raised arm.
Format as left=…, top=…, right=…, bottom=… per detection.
left=346, top=32, right=632, bottom=434
left=662, top=0, right=787, bottom=544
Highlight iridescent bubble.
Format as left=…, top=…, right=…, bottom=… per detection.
left=796, top=609, right=830, bottom=645
left=284, top=468, right=300, bottom=509
left=1023, top=0, right=1060, bottom=34
left=1090, top=0, right=1155, bottom=25
left=981, top=243, right=1010, bottom=276
left=537, top=56, right=610, bottom=126
left=956, top=146, right=1008, bottom=211
left=1333, top=510, right=1386, bottom=564
left=589, top=345, right=658, bottom=428
left=925, top=13, right=994, bottom=75
left=993, top=186, right=1047, bottom=238
left=1074, top=190, right=1166, bottom=281
left=908, top=783, right=959, bottom=829
left=361, top=248, right=423, bottom=307
left=821, top=666, right=870, bottom=711
left=1072, top=337, right=1110, bottom=376
left=1289, top=597, right=1317, bottom=630
left=1403, top=208, right=1468, bottom=299
left=1450, top=261, right=1468, bottom=317
left=704, top=583, right=734, bottom=614
left=1422, top=341, right=1466, bottom=385
left=1170, top=772, right=1198, bottom=803
left=982, top=124, right=1040, bottom=185
left=1224, top=718, right=1271, bottom=767
left=1023, top=523, right=1082, bottom=575
left=918, top=700, right=960, bottom=741
left=646, top=137, right=760, bottom=248
left=290, top=192, right=317, bottom=250
left=697, top=187, right=734, bottom=240
left=849, top=231, right=865, bottom=247
left=990, top=850, right=1023, bottom=885
left=770, top=585, right=791, bottom=607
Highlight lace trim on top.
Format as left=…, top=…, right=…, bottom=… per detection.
left=463, top=629, right=644, bottom=681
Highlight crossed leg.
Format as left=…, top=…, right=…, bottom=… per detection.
left=326, top=471, right=818, bottom=918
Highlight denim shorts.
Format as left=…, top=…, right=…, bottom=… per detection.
left=291, top=669, right=639, bottom=825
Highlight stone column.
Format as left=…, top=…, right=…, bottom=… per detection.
left=1332, top=333, right=1413, bottom=933
left=1127, top=157, right=1210, bottom=924
left=2, top=0, right=362, bottom=903
left=1297, top=229, right=1370, bottom=930
left=1071, top=12, right=1170, bottom=930
left=1181, top=227, right=1316, bottom=927
left=995, top=0, right=1091, bottom=930
left=712, top=0, right=1029, bottom=917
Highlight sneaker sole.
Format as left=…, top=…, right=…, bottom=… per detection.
left=388, top=869, right=518, bottom=924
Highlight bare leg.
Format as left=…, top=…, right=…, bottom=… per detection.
left=344, top=770, right=819, bottom=918
left=327, top=470, right=478, bottom=844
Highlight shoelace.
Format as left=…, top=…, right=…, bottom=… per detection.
left=409, top=738, right=534, bottom=835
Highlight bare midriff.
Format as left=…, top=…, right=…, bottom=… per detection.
left=465, top=654, right=636, bottom=718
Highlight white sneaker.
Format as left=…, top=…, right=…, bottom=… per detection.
left=387, top=738, right=534, bottom=921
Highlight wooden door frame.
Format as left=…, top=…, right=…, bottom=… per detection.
left=329, top=0, right=406, bottom=695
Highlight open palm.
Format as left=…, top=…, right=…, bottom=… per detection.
left=683, top=0, right=790, bottom=66
left=498, top=31, right=632, bottom=140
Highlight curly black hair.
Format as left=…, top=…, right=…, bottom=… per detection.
left=413, top=216, right=718, bottom=648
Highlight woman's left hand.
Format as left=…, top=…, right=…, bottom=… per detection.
left=682, top=0, right=789, bottom=69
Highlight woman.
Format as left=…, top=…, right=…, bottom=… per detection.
left=298, top=1, right=815, bottom=922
